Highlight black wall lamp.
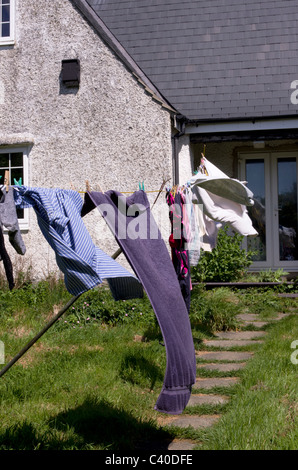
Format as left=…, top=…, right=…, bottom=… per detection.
left=61, top=59, right=80, bottom=88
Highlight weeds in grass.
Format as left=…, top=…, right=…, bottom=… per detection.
left=190, top=286, right=241, bottom=332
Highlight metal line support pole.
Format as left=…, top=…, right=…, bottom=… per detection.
left=0, top=293, right=82, bottom=378
left=0, top=183, right=165, bottom=379
left=0, top=247, right=122, bottom=379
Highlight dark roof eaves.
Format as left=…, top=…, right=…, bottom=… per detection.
left=70, top=0, right=177, bottom=114
left=184, top=113, right=298, bottom=126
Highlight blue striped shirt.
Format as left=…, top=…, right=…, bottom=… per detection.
left=14, top=187, right=143, bottom=298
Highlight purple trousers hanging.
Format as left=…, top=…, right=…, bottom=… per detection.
left=81, top=189, right=196, bottom=415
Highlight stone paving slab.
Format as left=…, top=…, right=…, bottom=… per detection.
left=237, top=313, right=260, bottom=322
left=187, top=393, right=230, bottom=406
left=193, top=377, right=240, bottom=389
left=237, top=313, right=289, bottom=322
left=196, top=350, right=254, bottom=361
left=197, top=362, right=246, bottom=371
left=167, top=439, right=197, bottom=450
left=136, top=439, right=197, bottom=452
left=158, top=414, right=220, bottom=430
left=242, top=321, right=269, bottom=328
left=214, top=331, right=267, bottom=339
left=278, top=293, right=298, bottom=298
left=204, top=339, right=264, bottom=348
left=275, top=313, right=291, bottom=320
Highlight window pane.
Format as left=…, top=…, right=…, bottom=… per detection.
left=0, top=151, right=24, bottom=220
left=0, top=169, right=6, bottom=183
left=11, top=168, right=23, bottom=185
left=0, top=153, right=9, bottom=167
left=278, top=158, right=298, bottom=261
left=2, top=5, right=10, bottom=22
left=11, top=152, right=23, bottom=167
left=16, top=208, right=24, bottom=219
left=246, top=159, right=266, bottom=261
left=1, top=22, right=10, bottom=37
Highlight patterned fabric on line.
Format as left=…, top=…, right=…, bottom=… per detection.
left=166, top=190, right=191, bottom=312
left=14, top=187, right=143, bottom=299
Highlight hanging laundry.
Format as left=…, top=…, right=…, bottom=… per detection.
left=190, top=157, right=255, bottom=206
left=166, top=189, right=192, bottom=312
left=189, top=157, right=258, bottom=242
left=196, top=205, right=222, bottom=252
left=0, top=186, right=26, bottom=255
left=0, top=185, right=27, bottom=290
left=81, top=189, right=196, bottom=415
left=183, top=187, right=200, bottom=266
left=0, top=224, right=14, bottom=290
left=13, top=187, right=143, bottom=299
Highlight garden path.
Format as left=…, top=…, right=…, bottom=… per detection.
left=149, top=306, right=295, bottom=451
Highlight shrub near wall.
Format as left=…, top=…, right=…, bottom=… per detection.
left=191, top=226, right=254, bottom=283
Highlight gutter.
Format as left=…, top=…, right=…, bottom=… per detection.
left=186, top=115, right=298, bottom=135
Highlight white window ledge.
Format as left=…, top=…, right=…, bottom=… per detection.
left=0, top=38, right=15, bottom=46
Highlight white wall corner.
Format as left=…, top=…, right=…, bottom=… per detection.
left=178, top=134, right=193, bottom=184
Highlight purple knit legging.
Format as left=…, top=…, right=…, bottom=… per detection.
left=81, top=189, right=196, bottom=414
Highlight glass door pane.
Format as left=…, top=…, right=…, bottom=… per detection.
left=277, top=158, right=298, bottom=261
left=245, top=159, right=267, bottom=261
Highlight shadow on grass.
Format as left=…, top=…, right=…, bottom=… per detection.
left=0, top=398, right=174, bottom=451
left=119, top=354, right=164, bottom=390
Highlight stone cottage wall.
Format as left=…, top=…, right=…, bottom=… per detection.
left=0, top=0, right=173, bottom=282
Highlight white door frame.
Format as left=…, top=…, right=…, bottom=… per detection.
left=271, top=152, right=298, bottom=269
left=238, top=151, right=298, bottom=272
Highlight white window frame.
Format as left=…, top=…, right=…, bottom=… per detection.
left=0, top=146, right=29, bottom=230
left=0, top=0, right=15, bottom=46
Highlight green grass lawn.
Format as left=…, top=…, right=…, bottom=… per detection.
left=0, top=281, right=297, bottom=450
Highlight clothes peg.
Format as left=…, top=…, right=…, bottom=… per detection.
left=151, top=176, right=170, bottom=209
left=85, top=180, right=91, bottom=192
left=4, top=170, right=9, bottom=192
left=95, top=183, right=104, bottom=193
left=138, top=181, right=145, bottom=191
left=13, top=177, right=22, bottom=186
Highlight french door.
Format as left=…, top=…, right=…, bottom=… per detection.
left=238, top=152, right=298, bottom=271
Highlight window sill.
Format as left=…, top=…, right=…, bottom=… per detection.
left=19, top=225, right=29, bottom=232
left=3, top=225, right=29, bottom=233
left=0, top=39, right=15, bottom=47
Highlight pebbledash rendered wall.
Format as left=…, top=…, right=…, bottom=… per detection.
left=0, top=0, right=174, bottom=282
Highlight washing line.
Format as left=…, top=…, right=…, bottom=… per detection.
left=0, top=179, right=168, bottom=378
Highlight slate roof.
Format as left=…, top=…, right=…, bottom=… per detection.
left=85, top=0, right=298, bottom=122
left=72, top=0, right=175, bottom=111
